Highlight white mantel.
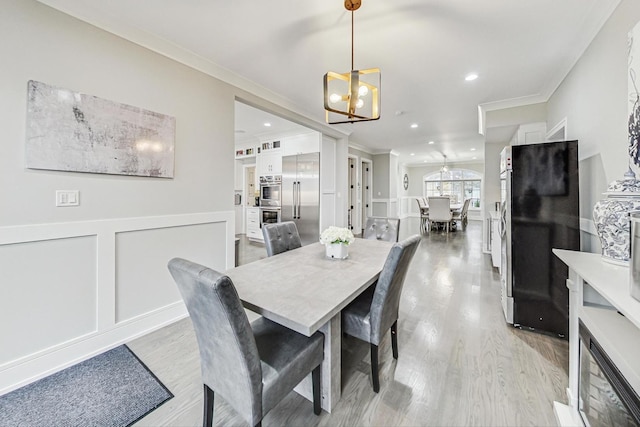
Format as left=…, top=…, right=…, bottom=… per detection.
left=553, top=249, right=640, bottom=426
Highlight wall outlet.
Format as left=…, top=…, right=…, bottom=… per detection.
left=56, top=190, right=80, bottom=207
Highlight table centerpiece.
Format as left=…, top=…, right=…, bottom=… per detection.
left=320, top=226, right=355, bottom=259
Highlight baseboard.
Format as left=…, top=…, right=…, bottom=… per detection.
left=0, top=302, right=188, bottom=395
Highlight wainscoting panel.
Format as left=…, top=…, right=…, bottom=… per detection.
left=0, top=236, right=97, bottom=365
left=0, top=211, right=233, bottom=395
left=372, top=200, right=387, bottom=217
left=115, top=222, right=226, bottom=323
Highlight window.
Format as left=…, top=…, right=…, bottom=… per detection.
left=424, top=169, right=481, bottom=208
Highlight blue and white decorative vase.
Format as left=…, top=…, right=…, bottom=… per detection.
left=593, top=168, right=640, bottom=265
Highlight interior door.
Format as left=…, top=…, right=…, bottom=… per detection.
left=348, top=157, right=357, bottom=231
left=361, top=161, right=371, bottom=231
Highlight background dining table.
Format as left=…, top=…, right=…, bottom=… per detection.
left=226, top=238, right=394, bottom=412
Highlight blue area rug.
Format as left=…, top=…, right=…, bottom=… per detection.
left=0, top=345, right=173, bottom=427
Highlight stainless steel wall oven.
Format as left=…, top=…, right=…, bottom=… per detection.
left=259, top=175, right=281, bottom=207
left=260, top=207, right=281, bottom=228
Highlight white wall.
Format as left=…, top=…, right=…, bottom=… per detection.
left=0, top=0, right=272, bottom=394
left=547, top=0, right=640, bottom=251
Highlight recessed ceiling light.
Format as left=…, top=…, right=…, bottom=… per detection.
left=465, top=73, right=478, bottom=81
left=472, top=157, right=477, bottom=160
left=428, top=141, right=435, bottom=145
left=264, top=122, right=272, bottom=127
left=410, top=153, right=415, bottom=156
left=410, top=123, right=418, bottom=129
left=470, top=148, right=476, bottom=151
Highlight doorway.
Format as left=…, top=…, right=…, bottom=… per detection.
left=244, top=165, right=256, bottom=208
left=347, top=156, right=358, bottom=232
left=361, top=159, right=372, bottom=234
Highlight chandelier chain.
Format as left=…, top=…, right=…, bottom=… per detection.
left=351, top=11, right=354, bottom=71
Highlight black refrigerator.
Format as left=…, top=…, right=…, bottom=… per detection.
left=499, top=140, right=579, bottom=338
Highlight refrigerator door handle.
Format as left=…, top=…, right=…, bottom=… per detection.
left=292, top=182, right=297, bottom=219
left=296, top=181, right=301, bottom=219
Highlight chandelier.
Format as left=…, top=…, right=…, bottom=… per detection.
left=440, top=155, right=449, bottom=173
left=323, top=0, right=380, bottom=124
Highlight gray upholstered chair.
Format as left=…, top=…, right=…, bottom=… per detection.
left=363, top=217, right=400, bottom=242
left=167, top=258, right=323, bottom=427
left=262, top=221, right=302, bottom=257
left=428, top=196, right=453, bottom=232
left=341, top=234, right=421, bottom=392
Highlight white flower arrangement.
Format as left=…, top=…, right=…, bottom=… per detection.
left=319, top=226, right=355, bottom=245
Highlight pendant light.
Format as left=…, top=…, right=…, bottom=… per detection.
left=441, top=155, right=449, bottom=173
left=323, top=0, right=380, bottom=124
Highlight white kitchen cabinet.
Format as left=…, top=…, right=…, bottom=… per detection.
left=258, top=151, right=281, bottom=176
left=282, top=132, right=320, bottom=156
left=490, top=212, right=501, bottom=270
left=246, top=207, right=262, bottom=241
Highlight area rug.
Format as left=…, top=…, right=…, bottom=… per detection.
left=0, top=345, right=173, bottom=427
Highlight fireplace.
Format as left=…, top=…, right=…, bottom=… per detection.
left=579, top=320, right=640, bottom=426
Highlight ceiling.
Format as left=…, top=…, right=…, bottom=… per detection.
left=38, top=0, right=620, bottom=166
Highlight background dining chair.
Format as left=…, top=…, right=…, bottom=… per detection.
left=363, top=217, right=400, bottom=242
left=452, top=198, right=471, bottom=230
left=168, top=258, right=323, bottom=427
left=415, top=198, right=429, bottom=232
left=341, top=234, right=421, bottom=393
left=262, top=221, right=302, bottom=257
left=428, top=196, right=453, bottom=233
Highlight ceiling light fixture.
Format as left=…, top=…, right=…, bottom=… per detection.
left=324, top=0, right=380, bottom=124
left=410, top=153, right=415, bottom=156
left=465, top=73, right=478, bottom=81
left=470, top=147, right=476, bottom=151
left=440, top=155, right=449, bottom=173
left=428, top=141, right=435, bottom=145
left=264, top=122, right=271, bottom=127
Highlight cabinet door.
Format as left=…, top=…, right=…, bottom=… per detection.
left=270, top=153, right=282, bottom=174
left=491, top=219, right=501, bottom=268
left=259, top=152, right=282, bottom=175
left=283, top=133, right=320, bottom=156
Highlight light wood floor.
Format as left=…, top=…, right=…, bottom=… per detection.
left=129, top=218, right=568, bottom=426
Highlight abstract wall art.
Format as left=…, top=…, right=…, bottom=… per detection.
left=26, top=80, right=175, bottom=178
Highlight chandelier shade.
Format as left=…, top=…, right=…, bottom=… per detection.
left=323, top=0, right=380, bottom=124
left=323, top=68, right=380, bottom=124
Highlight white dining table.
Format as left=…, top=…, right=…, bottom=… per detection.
left=226, top=238, right=394, bottom=412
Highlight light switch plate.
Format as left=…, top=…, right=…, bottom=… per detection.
left=56, top=190, right=80, bottom=207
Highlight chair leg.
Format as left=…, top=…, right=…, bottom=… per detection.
left=370, top=343, right=380, bottom=393
left=391, top=321, right=398, bottom=359
left=312, top=364, right=322, bottom=415
left=203, top=384, right=214, bottom=427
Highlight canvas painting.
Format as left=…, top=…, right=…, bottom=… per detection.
left=629, top=22, right=640, bottom=168
left=26, top=80, right=175, bottom=178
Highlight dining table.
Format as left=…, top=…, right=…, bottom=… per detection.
left=225, top=238, right=394, bottom=412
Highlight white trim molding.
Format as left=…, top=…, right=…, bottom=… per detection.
left=0, top=211, right=234, bottom=395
